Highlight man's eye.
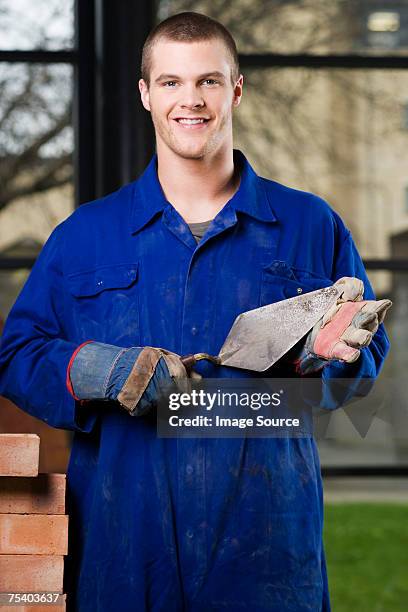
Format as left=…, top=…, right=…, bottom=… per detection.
left=202, top=79, right=218, bottom=85
left=163, top=81, right=177, bottom=87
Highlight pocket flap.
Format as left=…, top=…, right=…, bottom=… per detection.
left=67, top=262, right=139, bottom=297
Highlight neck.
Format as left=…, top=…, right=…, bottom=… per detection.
left=156, top=143, right=240, bottom=223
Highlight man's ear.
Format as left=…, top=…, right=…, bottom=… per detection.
left=138, top=79, right=151, bottom=112
left=232, top=74, right=244, bottom=108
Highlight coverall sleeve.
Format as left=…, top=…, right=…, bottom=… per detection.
left=324, top=229, right=390, bottom=379
left=0, top=223, right=99, bottom=432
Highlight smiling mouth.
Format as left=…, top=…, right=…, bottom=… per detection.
left=173, top=118, right=211, bottom=128
left=175, top=117, right=209, bottom=125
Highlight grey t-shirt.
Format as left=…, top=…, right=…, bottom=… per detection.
left=187, top=219, right=213, bottom=243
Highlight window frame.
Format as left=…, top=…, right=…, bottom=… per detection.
left=0, top=1, right=406, bottom=476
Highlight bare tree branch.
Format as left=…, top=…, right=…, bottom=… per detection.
left=0, top=153, right=72, bottom=210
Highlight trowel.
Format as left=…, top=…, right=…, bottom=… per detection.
left=181, top=285, right=340, bottom=372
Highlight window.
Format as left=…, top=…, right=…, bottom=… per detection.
left=367, top=11, right=401, bottom=48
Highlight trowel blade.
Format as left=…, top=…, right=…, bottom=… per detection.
left=218, top=285, right=340, bottom=371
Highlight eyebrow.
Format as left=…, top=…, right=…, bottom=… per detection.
left=154, top=71, right=226, bottom=83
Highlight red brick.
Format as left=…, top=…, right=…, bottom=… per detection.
left=0, top=514, right=68, bottom=555
left=0, top=473, right=66, bottom=514
left=0, top=555, right=64, bottom=592
left=0, top=434, right=40, bottom=476
left=0, top=593, right=66, bottom=611
left=0, top=396, right=71, bottom=473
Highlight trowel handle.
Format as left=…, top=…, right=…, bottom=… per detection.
left=181, top=352, right=221, bottom=373
left=180, top=354, right=198, bottom=373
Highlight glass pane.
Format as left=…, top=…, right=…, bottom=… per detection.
left=318, top=270, right=407, bottom=468
left=232, top=68, right=408, bottom=259
left=0, top=63, right=74, bottom=261
left=159, top=0, right=408, bottom=56
left=368, top=269, right=407, bottom=377
left=0, top=0, right=74, bottom=50
left=0, top=269, right=29, bottom=322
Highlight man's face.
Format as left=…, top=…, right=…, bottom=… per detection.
left=139, top=39, right=243, bottom=160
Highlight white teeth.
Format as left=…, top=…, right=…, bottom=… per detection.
left=177, top=118, right=206, bottom=124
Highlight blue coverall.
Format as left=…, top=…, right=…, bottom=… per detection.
left=0, top=150, right=390, bottom=611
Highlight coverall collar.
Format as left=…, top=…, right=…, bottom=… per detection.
left=130, top=149, right=277, bottom=235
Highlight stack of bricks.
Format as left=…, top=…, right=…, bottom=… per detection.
left=0, top=434, right=68, bottom=610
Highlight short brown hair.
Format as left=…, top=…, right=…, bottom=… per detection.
left=141, top=11, right=240, bottom=87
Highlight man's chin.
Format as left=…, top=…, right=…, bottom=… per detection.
left=171, top=142, right=212, bottom=160
left=164, top=132, right=220, bottom=160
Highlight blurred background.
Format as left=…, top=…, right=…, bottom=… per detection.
left=0, top=1, right=407, bottom=609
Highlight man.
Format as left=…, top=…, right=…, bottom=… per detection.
left=0, top=11, right=390, bottom=612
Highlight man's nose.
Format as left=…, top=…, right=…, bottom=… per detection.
left=179, top=85, right=205, bottom=109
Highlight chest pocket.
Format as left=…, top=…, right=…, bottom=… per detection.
left=260, top=260, right=332, bottom=305
left=67, top=262, right=140, bottom=346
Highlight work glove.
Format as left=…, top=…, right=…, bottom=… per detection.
left=291, top=277, right=392, bottom=375
left=67, top=342, right=201, bottom=416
